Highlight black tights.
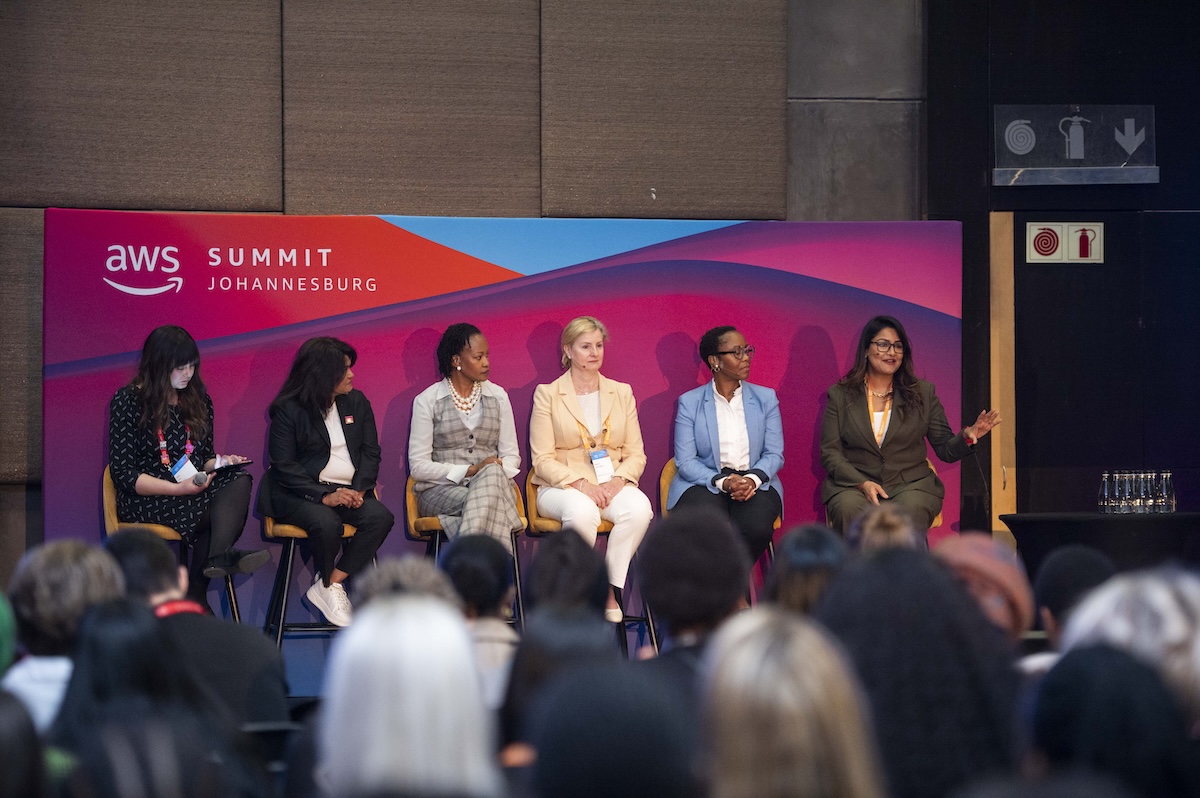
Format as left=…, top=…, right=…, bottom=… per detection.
left=186, top=472, right=251, bottom=601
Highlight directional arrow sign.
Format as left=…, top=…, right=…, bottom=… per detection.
left=1114, top=118, right=1145, bottom=155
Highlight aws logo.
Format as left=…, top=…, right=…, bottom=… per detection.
left=104, top=245, right=183, bottom=295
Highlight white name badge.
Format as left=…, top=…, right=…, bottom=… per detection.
left=590, top=449, right=615, bottom=484
left=171, top=454, right=199, bottom=483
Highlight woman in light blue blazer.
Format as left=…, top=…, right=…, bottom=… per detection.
left=668, top=326, right=783, bottom=563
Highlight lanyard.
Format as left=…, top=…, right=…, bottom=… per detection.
left=576, top=418, right=611, bottom=451
left=158, top=423, right=194, bottom=467
left=154, top=599, right=207, bottom=618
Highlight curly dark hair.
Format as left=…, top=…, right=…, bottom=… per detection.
left=436, top=323, right=483, bottom=379
left=269, top=337, right=357, bottom=424
left=130, top=325, right=209, bottom=440
left=814, top=547, right=1020, bottom=798
left=837, top=315, right=924, bottom=418
left=638, top=509, right=748, bottom=636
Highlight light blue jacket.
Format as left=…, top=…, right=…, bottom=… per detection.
left=667, top=381, right=784, bottom=510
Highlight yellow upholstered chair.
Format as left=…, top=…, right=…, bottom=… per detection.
left=103, top=466, right=243, bottom=622
left=525, top=471, right=657, bottom=654
left=404, top=475, right=528, bottom=628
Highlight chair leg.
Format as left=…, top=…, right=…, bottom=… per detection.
left=224, top=575, right=241, bottom=624
left=645, top=601, right=659, bottom=653
left=612, top=586, right=629, bottom=658
left=510, top=530, right=525, bottom=632
left=265, top=539, right=295, bottom=649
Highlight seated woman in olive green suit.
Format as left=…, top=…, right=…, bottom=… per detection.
left=820, top=315, right=1000, bottom=536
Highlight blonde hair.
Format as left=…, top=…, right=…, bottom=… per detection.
left=703, top=608, right=885, bottom=798
left=319, top=596, right=502, bottom=797
left=560, top=316, right=608, bottom=369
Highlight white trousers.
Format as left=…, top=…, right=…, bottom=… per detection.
left=536, top=484, right=653, bottom=588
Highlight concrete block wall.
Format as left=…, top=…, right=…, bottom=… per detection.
left=0, top=1, right=926, bottom=581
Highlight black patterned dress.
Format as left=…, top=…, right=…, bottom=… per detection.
left=108, top=384, right=239, bottom=539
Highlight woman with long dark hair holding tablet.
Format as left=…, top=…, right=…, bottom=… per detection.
left=108, top=326, right=264, bottom=608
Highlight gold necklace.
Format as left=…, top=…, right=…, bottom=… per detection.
left=865, top=378, right=893, bottom=399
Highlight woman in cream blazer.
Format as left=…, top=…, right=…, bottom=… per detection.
left=529, top=316, right=653, bottom=622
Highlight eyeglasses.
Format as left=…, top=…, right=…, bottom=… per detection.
left=870, top=340, right=904, bottom=354
left=716, top=346, right=755, bottom=359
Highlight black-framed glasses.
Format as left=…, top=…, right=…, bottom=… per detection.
left=716, top=346, right=755, bottom=359
left=870, top=339, right=904, bottom=354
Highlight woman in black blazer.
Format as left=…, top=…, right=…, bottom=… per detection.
left=257, top=337, right=394, bottom=626
left=820, top=316, right=1000, bottom=536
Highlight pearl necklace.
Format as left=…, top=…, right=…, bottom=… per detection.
left=448, top=378, right=483, bottom=413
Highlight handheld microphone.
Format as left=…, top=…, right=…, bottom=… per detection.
left=193, top=472, right=208, bottom=486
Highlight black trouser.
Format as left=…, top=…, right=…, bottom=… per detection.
left=274, top=494, right=394, bottom=584
left=187, top=471, right=252, bottom=601
left=674, top=484, right=782, bottom=565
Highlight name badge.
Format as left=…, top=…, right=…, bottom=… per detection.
left=590, top=449, right=615, bottom=484
left=171, top=454, right=199, bottom=483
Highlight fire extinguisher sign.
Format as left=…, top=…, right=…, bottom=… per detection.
left=1026, top=222, right=1104, bottom=263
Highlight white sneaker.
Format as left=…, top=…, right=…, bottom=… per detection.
left=305, top=575, right=353, bottom=627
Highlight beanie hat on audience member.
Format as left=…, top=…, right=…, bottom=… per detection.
left=934, top=532, right=1034, bottom=639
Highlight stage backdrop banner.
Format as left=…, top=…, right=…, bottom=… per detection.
left=44, top=209, right=962, bottom=607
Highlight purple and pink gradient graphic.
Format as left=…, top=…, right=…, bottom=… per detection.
left=45, top=211, right=962, bottom=619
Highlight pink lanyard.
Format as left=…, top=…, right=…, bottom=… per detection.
left=157, top=423, right=194, bottom=467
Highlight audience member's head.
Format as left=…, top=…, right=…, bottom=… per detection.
left=531, top=663, right=697, bottom=798
left=499, top=606, right=617, bottom=747
left=849, top=504, right=923, bottom=552
left=8, top=541, right=125, bottom=657
left=526, top=529, right=608, bottom=615
left=352, top=555, right=464, bottom=612
left=934, top=532, right=1034, bottom=641
left=1031, top=545, right=1116, bottom=648
left=103, top=527, right=186, bottom=605
left=50, top=598, right=212, bottom=751
left=703, top=607, right=884, bottom=798
left=638, top=510, right=748, bottom=640
left=319, top=595, right=501, bottom=798
left=0, top=689, right=45, bottom=798
left=1061, top=565, right=1200, bottom=728
left=1031, top=644, right=1200, bottom=798
left=440, top=534, right=515, bottom=620
left=815, top=547, right=1020, bottom=798
left=763, top=524, right=848, bottom=614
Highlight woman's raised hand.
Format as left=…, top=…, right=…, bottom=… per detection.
left=966, top=409, right=1002, bottom=441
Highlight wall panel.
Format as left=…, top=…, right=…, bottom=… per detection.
left=282, top=1, right=541, bottom=216
left=542, top=0, right=786, bottom=219
left=0, top=2, right=282, bottom=211
left=788, top=100, right=922, bottom=221
left=0, top=209, right=43, bottom=484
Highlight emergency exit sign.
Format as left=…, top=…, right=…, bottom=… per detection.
left=994, top=105, right=1157, bottom=186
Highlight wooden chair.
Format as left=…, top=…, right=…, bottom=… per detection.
left=525, top=471, right=658, bottom=655
left=658, top=457, right=780, bottom=569
left=103, top=466, right=243, bottom=622
left=262, top=516, right=357, bottom=648
left=404, top=475, right=528, bottom=629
